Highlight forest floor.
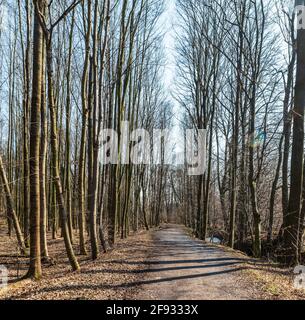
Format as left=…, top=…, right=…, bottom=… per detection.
left=0, top=219, right=305, bottom=300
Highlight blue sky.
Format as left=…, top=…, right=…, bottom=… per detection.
left=162, top=0, right=177, bottom=93
left=159, top=0, right=185, bottom=154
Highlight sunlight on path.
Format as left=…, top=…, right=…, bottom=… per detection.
left=134, top=225, right=259, bottom=300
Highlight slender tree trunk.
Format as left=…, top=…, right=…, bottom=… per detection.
left=65, top=11, right=75, bottom=244
left=268, top=136, right=284, bottom=244
left=19, top=0, right=31, bottom=248
left=46, top=35, right=80, bottom=271
left=249, top=82, right=261, bottom=258
left=229, top=2, right=245, bottom=248
left=27, top=0, right=44, bottom=279
left=87, top=0, right=100, bottom=260
left=78, top=1, right=92, bottom=255
left=40, top=32, right=49, bottom=261
left=282, top=55, right=296, bottom=221
left=0, top=155, right=27, bottom=254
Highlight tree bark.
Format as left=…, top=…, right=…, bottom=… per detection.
left=26, top=0, right=44, bottom=279
left=284, top=0, right=305, bottom=263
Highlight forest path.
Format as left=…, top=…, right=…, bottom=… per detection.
left=0, top=222, right=300, bottom=300
left=132, top=224, right=260, bottom=300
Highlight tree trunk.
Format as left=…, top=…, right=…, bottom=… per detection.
left=26, top=0, right=44, bottom=279
left=284, top=2, right=305, bottom=263
left=40, top=32, right=49, bottom=261
left=0, top=155, right=27, bottom=254
left=46, top=36, right=80, bottom=271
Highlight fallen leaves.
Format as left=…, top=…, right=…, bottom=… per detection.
left=0, top=217, right=154, bottom=300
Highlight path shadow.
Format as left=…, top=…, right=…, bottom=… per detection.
left=80, top=260, right=245, bottom=275
left=6, top=267, right=246, bottom=300
left=104, top=257, right=248, bottom=266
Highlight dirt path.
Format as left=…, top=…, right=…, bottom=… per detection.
left=132, top=224, right=260, bottom=300
left=2, top=223, right=303, bottom=300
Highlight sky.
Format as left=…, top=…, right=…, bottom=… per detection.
left=159, top=0, right=185, bottom=155
left=162, top=0, right=177, bottom=93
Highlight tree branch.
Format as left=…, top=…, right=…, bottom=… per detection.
left=51, top=0, right=84, bottom=31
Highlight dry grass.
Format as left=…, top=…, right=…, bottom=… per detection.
left=217, top=245, right=305, bottom=300
left=241, top=262, right=305, bottom=300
